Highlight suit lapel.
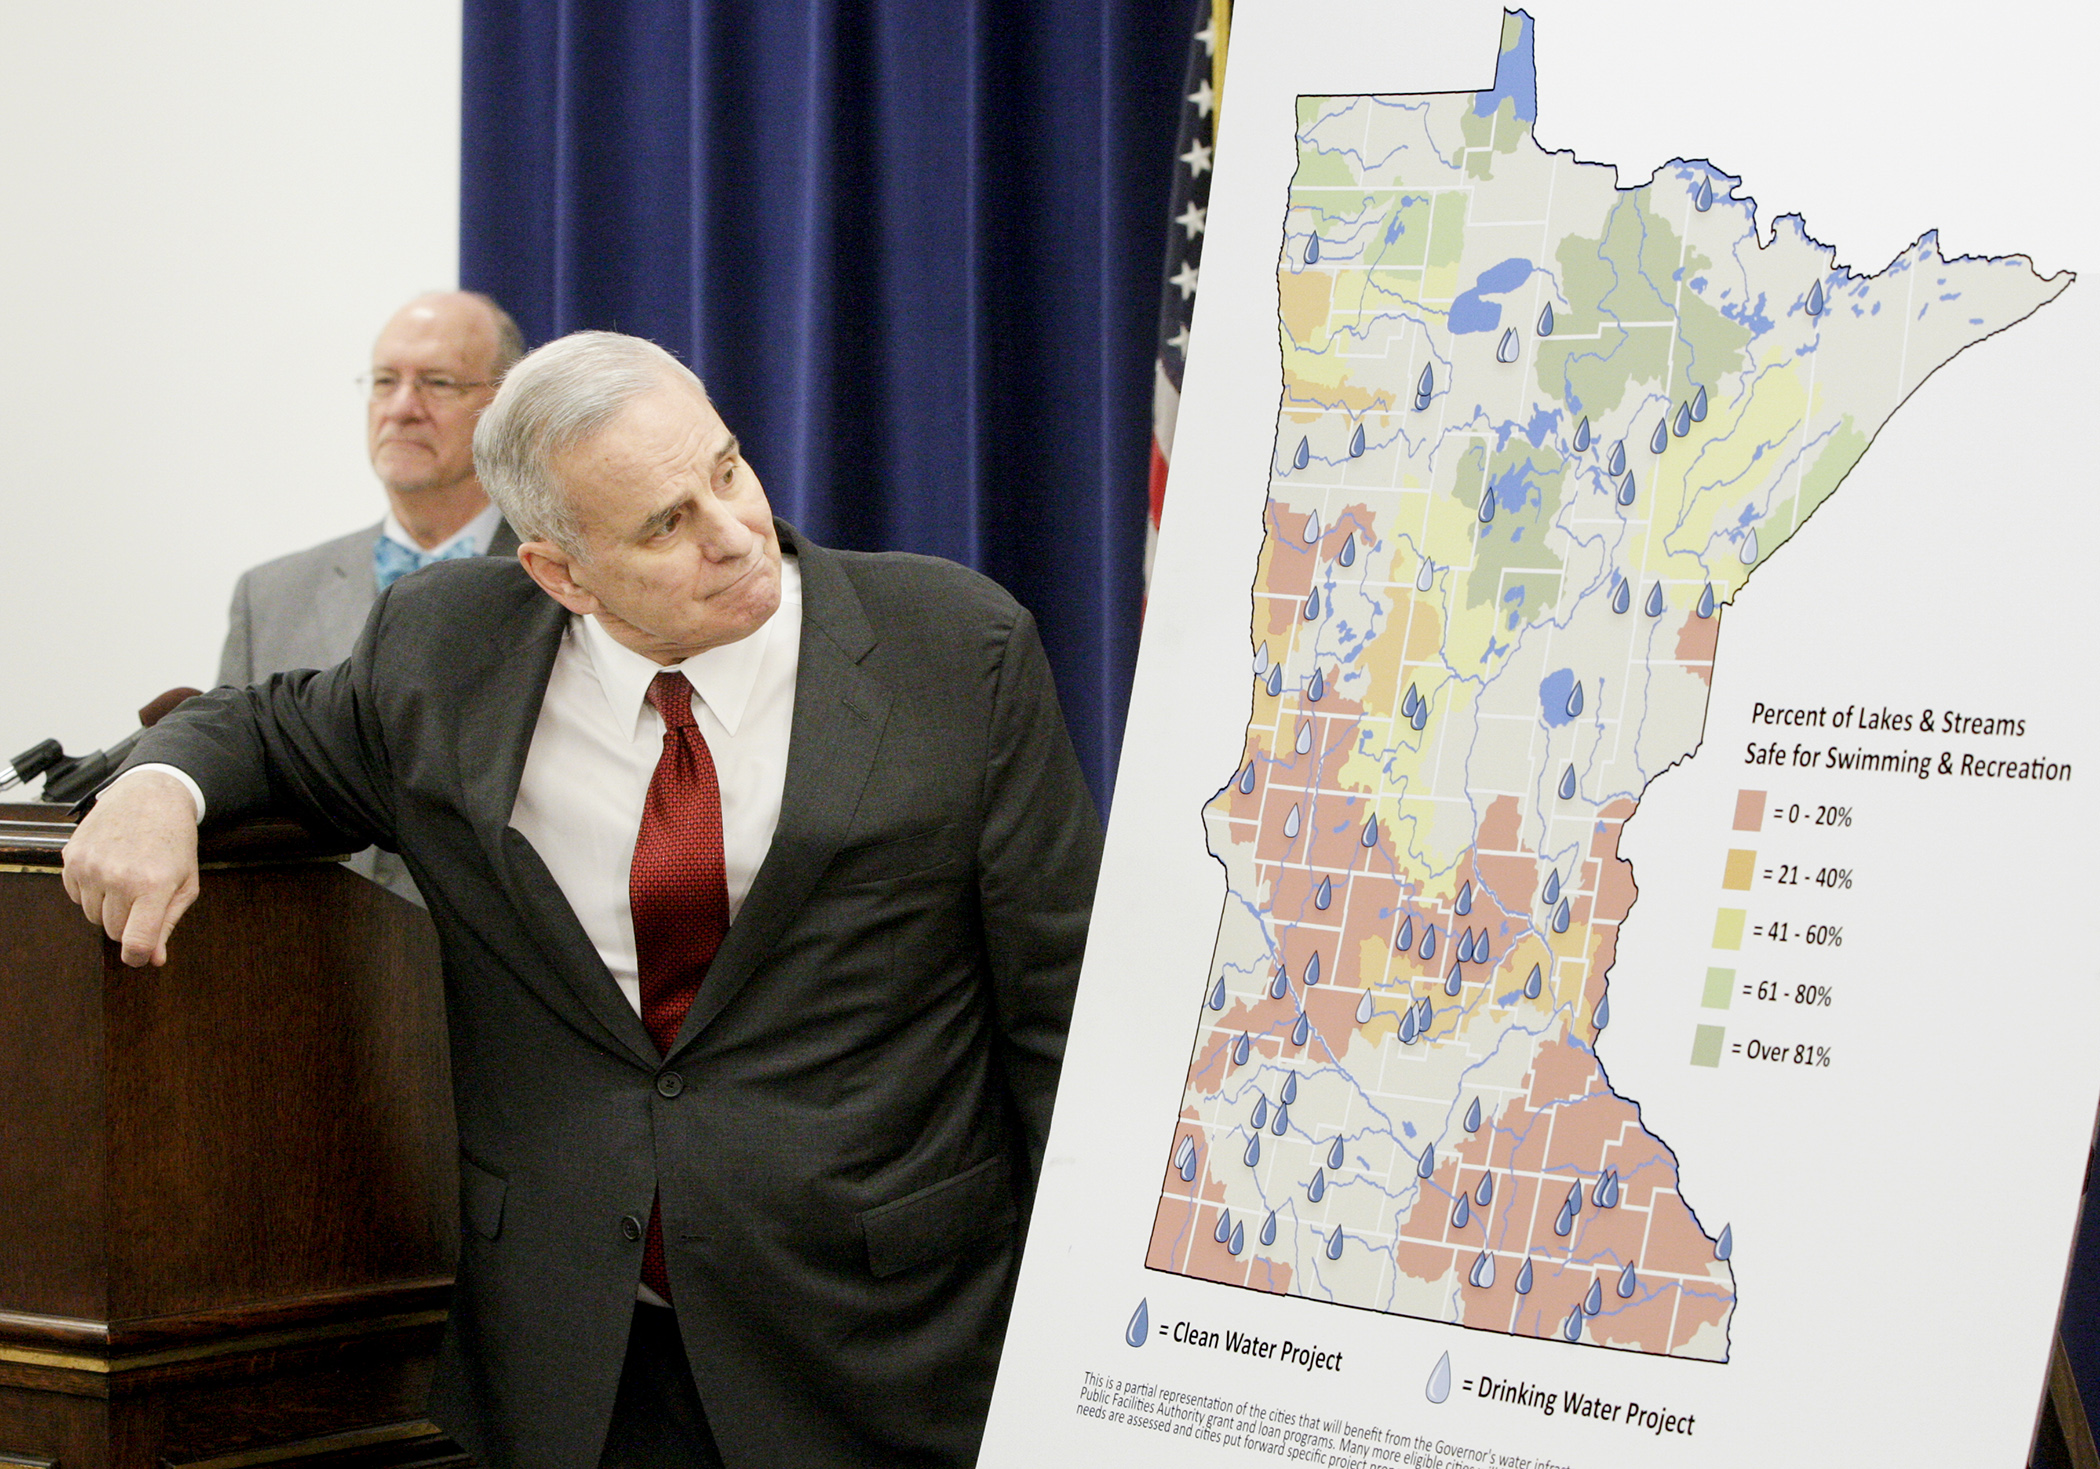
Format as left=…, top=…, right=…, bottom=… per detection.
left=670, top=532, right=891, bottom=1051
left=457, top=582, right=662, bottom=1069
left=317, top=526, right=380, bottom=653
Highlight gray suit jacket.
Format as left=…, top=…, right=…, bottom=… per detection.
left=132, top=526, right=1101, bottom=1469
left=217, top=518, right=522, bottom=903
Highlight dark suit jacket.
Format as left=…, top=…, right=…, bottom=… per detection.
left=131, top=524, right=1102, bottom=1469
left=217, top=517, right=523, bottom=906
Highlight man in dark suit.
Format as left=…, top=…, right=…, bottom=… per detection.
left=62, top=332, right=1101, bottom=1468
left=219, top=290, right=527, bottom=905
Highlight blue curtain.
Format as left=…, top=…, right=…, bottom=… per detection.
left=460, top=0, right=1192, bottom=810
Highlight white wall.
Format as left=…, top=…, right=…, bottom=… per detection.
left=0, top=3, right=462, bottom=795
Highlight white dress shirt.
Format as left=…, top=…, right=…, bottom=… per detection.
left=509, top=557, right=802, bottom=1017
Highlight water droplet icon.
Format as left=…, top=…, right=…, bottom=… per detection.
left=1397, top=915, right=1413, bottom=952
left=1215, top=1210, right=1232, bottom=1243
left=1253, top=642, right=1270, bottom=675
left=1695, top=175, right=1713, bottom=211
left=1524, top=964, right=1543, bottom=1000
left=1554, top=1200, right=1575, bottom=1237
left=1427, top=1350, right=1454, bottom=1403
left=1411, top=701, right=1428, bottom=732
left=1314, top=875, right=1332, bottom=910
left=1697, top=582, right=1716, bottom=618
left=1271, top=1102, right=1289, bottom=1135
left=1238, top=761, right=1256, bottom=795
left=1417, top=1143, right=1436, bottom=1180
left=1584, top=1278, right=1604, bottom=1316
left=1607, top=439, right=1626, bottom=477
left=1611, top=577, right=1631, bottom=614
left=1177, top=1138, right=1199, bottom=1183
left=1565, top=682, right=1584, bottom=718
left=1398, top=1006, right=1419, bottom=1044
left=1444, top=964, right=1462, bottom=998
left=1563, top=1310, right=1584, bottom=1342
left=1470, top=1250, right=1496, bottom=1289
left=1233, top=1032, right=1251, bottom=1066
left=1269, top=968, right=1289, bottom=1000
left=1478, top=490, right=1496, bottom=524
left=1464, top=1096, right=1482, bottom=1132
left=1806, top=278, right=1824, bottom=316
left=1452, top=1194, right=1472, bottom=1228
left=1475, top=933, right=1492, bottom=964
left=1306, top=236, right=1321, bottom=265
left=1208, top=976, right=1227, bottom=1011
left=1303, top=509, right=1322, bottom=543
left=1338, top=532, right=1356, bottom=567
left=1594, top=994, right=1611, bottom=1030
left=1740, top=529, right=1759, bottom=564
left=1516, top=1257, right=1534, bottom=1293
left=1716, top=1224, right=1733, bottom=1260
left=1309, top=668, right=1326, bottom=701
left=1650, top=417, right=1669, bottom=454
left=1284, top=804, right=1301, bottom=839
left=1126, top=1298, right=1150, bottom=1347
left=1362, top=814, right=1378, bottom=848
left=1456, top=928, right=1474, bottom=963
left=1267, top=665, right=1284, bottom=696
left=1415, top=998, right=1434, bottom=1033
left=1356, top=989, right=1374, bottom=1024
left=1646, top=581, right=1665, bottom=617
left=1296, top=720, right=1312, bottom=754
left=1309, top=1168, right=1327, bottom=1202
left=1303, top=588, right=1321, bottom=620
left=1304, top=951, right=1322, bottom=986
left=1326, top=1229, right=1345, bottom=1261
left=1617, top=472, right=1636, bottom=507
left=1476, top=1171, right=1495, bottom=1206
left=1350, top=423, right=1366, bottom=458
left=1538, top=302, right=1555, bottom=337
left=1281, top=1072, right=1298, bottom=1106
left=1553, top=897, right=1570, bottom=933
left=1593, top=1170, right=1617, bottom=1208
left=1261, top=1211, right=1278, bottom=1247
left=1229, top=1220, right=1245, bottom=1255
left=1618, top=1262, right=1638, bottom=1298
left=1497, top=328, right=1520, bottom=364
left=1572, top=415, right=1591, bottom=452
left=1292, top=1012, right=1311, bottom=1046
left=1691, top=384, right=1707, bottom=421
left=1420, top=926, right=1436, bottom=961
left=1455, top=880, right=1473, bottom=916
left=1414, top=363, right=1434, bottom=410
left=1244, top=1134, right=1262, bottom=1167
left=1251, top=1096, right=1268, bottom=1130
left=1543, top=870, right=1560, bottom=905
left=1558, top=765, right=1577, bottom=800
left=1416, top=558, right=1434, bottom=592
left=1294, top=437, right=1310, bottom=471
left=1674, top=401, right=1692, bottom=438
left=1329, top=1136, right=1345, bottom=1170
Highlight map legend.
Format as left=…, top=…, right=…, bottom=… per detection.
left=1721, top=849, right=1756, bottom=890
left=1712, top=909, right=1746, bottom=949
left=1690, top=1024, right=1727, bottom=1068
left=1702, top=967, right=1735, bottom=1009
left=1732, top=788, right=1765, bottom=832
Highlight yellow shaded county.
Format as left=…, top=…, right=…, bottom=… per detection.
left=1279, top=267, right=1335, bottom=354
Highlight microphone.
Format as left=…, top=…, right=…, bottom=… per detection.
left=1, top=688, right=204, bottom=803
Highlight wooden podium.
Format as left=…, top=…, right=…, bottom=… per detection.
left=0, top=805, right=467, bottom=1468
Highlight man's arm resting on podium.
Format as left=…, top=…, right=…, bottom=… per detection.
left=61, top=765, right=206, bottom=969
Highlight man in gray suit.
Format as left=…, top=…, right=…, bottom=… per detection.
left=219, top=290, right=525, bottom=901
left=63, top=331, right=1101, bottom=1467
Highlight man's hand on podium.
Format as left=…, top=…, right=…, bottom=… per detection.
left=61, top=770, right=202, bottom=968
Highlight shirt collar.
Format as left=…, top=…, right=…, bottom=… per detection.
left=575, top=554, right=802, bottom=739
left=380, top=500, right=504, bottom=558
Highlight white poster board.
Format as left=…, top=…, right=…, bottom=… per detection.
left=984, top=3, right=2096, bottom=1465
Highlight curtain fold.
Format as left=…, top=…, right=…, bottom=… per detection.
left=461, top=0, right=1191, bottom=809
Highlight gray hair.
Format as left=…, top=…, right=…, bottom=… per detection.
left=473, top=331, right=708, bottom=555
left=467, top=292, right=526, bottom=375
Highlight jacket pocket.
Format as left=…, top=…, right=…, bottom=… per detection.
left=859, top=1153, right=1016, bottom=1278
left=460, top=1154, right=508, bottom=1241
left=822, top=823, right=961, bottom=893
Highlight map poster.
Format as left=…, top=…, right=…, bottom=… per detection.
left=981, top=2, right=2097, bottom=1465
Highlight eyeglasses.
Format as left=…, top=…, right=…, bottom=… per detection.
left=358, top=370, right=498, bottom=403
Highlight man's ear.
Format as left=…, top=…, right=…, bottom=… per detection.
left=518, top=540, right=601, bottom=616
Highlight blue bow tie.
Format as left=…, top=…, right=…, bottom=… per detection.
left=374, top=535, right=478, bottom=591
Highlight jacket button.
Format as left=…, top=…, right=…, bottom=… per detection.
left=620, top=1214, right=643, bottom=1242
left=656, top=1071, right=684, bottom=1098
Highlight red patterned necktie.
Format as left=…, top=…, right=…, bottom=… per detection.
left=630, top=669, right=730, bottom=1302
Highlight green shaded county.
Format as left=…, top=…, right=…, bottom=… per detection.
left=1459, top=439, right=1568, bottom=611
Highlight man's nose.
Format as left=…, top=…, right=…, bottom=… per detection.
left=693, top=497, right=754, bottom=559
left=374, top=380, right=428, bottom=420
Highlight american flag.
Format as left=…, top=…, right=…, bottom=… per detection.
left=1148, top=0, right=1227, bottom=588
